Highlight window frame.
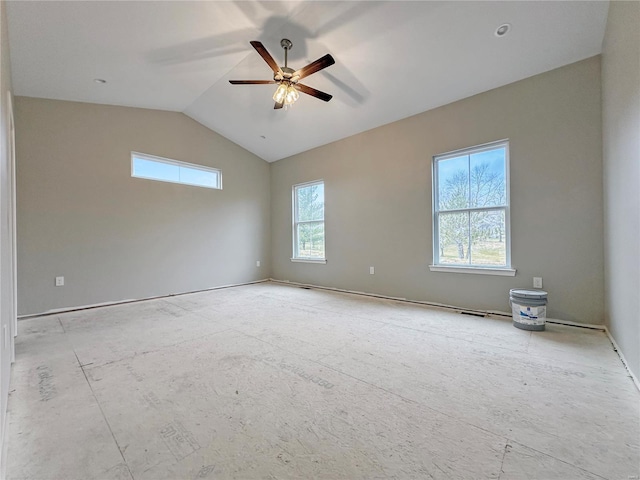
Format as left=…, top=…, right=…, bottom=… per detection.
left=291, top=179, right=326, bottom=264
left=430, top=140, right=515, bottom=276
left=131, top=152, right=222, bottom=190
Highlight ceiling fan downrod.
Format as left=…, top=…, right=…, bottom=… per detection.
left=281, top=38, right=292, bottom=69
left=275, top=38, right=298, bottom=109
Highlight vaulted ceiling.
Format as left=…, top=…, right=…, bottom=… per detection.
left=6, top=1, right=609, bottom=162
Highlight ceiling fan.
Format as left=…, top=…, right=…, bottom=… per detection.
left=229, top=39, right=335, bottom=110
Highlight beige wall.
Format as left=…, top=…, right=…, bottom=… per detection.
left=271, top=57, right=604, bottom=324
left=15, top=97, right=271, bottom=315
left=0, top=0, right=15, bottom=448
left=602, top=1, right=640, bottom=379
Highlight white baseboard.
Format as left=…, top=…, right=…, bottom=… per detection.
left=269, top=278, right=605, bottom=329
left=604, top=327, right=640, bottom=392
left=17, top=279, right=271, bottom=319
left=543, top=318, right=605, bottom=330
left=271, top=278, right=494, bottom=314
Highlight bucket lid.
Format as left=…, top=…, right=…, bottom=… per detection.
left=510, top=288, right=548, bottom=298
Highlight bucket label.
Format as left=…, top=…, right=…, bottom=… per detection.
left=512, top=304, right=546, bottom=325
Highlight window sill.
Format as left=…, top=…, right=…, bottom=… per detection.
left=291, top=258, right=327, bottom=264
left=429, top=265, right=516, bottom=276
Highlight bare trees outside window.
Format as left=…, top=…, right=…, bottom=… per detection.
left=433, top=141, right=510, bottom=268
left=293, top=181, right=325, bottom=260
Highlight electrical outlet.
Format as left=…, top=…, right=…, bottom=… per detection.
left=55, top=276, right=64, bottom=287
left=533, top=277, right=543, bottom=289
left=369, top=266, right=375, bottom=275
left=256, top=261, right=261, bottom=267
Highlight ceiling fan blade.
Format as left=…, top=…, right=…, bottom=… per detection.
left=250, top=41, right=282, bottom=75
left=295, top=83, right=333, bottom=102
left=293, top=54, right=335, bottom=80
left=274, top=101, right=284, bottom=109
left=229, top=80, right=276, bottom=84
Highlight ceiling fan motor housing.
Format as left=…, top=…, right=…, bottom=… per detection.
left=277, top=67, right=297, bottom=83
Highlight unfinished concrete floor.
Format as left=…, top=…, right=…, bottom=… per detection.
left=5, top=282, right=639, bottom=480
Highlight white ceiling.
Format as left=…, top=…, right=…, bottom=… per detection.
left=6, top=1, right=609, bottom=162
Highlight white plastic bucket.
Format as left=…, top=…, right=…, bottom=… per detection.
left=510, top=289, right=548, bottom=331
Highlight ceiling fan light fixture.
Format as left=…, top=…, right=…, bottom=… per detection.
left=285, top=85, right=299, bottom=105
left=273, top=83, right=299, bottom=107
left=273, top=83, right=288, bottom=103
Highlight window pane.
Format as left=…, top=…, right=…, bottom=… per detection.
left=297, top=183, right=324, bottom=222
left=132, top=153, right=221, bottom=190
left=179, top=166, right=218, bottom=188
left=469, top=147, right=506, bottom=208
left=433, top=141, right=510, bottom=269
left=470, top=210, right=506, bottom=266
left=438, top=155, right=469, bottom=211
left=133, top=158, right=179, bottom=182
left=297, top=222, right=325, bottom=258
left=438, top=212, right=470, bottom=264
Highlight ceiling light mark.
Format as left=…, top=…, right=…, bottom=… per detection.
left=495, top=23, right=511, bottom=37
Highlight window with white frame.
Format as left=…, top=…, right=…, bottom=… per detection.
left=292, top=180, right=325, bottom=262
left=431, top=140, right=513, bottom=274
left=131, top=152, right=221, bottom=190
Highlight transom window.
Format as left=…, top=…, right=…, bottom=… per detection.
left=431, top=140, right=512, bottom=273
left=292, top=180, right=325, bottom=262
left=131, top=152, right=221, bottom=190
